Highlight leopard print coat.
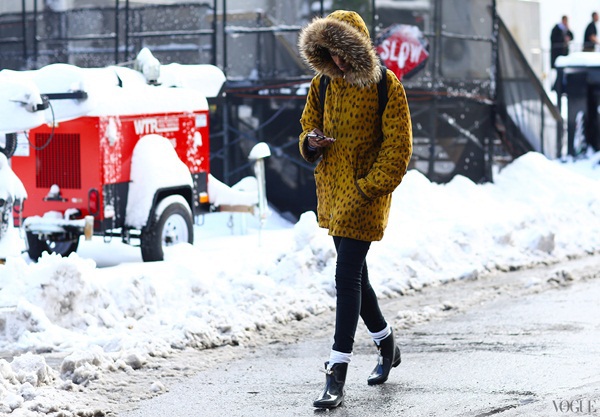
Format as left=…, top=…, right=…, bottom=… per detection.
left=298, top=10, right=413, bottom=242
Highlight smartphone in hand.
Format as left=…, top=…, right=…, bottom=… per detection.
left=307, top=132, right=326, bottom=141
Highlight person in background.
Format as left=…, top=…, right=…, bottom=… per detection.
left=550, top=15, right=573, bottom=67
left=297, top=9, right=412, bottom=409
left=583, top=12, right=599, bottom=52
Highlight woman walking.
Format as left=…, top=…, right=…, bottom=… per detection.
left=298, top=9, right=413, bottom=409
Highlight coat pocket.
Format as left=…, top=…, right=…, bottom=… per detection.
left=334, top=181, right=371, bottom=227
left=335, top=184, right=390, bottom=236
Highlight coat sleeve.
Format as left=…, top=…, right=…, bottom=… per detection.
left=357, top=71, right=413, bottom=200
left=299, top=76, right=324, bottom=163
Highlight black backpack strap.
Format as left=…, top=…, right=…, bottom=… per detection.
left=319, top=68, right=386, bottom=116
left=377, top=65, right=388, bottom=117
left=319, top=74, right=330, bottom=113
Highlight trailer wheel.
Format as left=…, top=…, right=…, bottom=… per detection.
left=140, top=197, right=194, bottom=262
left=26, top=232, right=80, bottom=261
left=0, top=133, right=18, bottom=158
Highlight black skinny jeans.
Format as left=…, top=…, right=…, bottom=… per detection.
left=332, top=236, right=387, bottom=354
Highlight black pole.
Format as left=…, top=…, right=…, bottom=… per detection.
left=428, top=0, right=442, bottom=179
left=556, top=68, right=564, bottom=158
left=371, top=0, right=376, bottom=39
left=489, top=0, right=499, bottom=179
left=21, top=0, right=27, bottom=61
left=211, top=0, right=217, bottom=66
left=222, top=0, right=230, bottom=184
left=33, top=0, right=38, bottom=66
left=540, top=90, right=545, bottom=155
left=223, top=0, right=227, bottom=75
left=256, top=11, right=262, bottom=79
left=124, top=0, right=130, bottom=62
left=115, top=0, right=119, bottom=64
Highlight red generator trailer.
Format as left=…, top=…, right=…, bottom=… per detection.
left=4, top=61, right=227, bottom=262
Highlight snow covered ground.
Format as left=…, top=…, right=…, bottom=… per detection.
left=0, top=151, right=600, bottom=415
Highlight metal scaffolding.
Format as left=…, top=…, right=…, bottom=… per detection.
left=0, top=0, right=562, bottom=219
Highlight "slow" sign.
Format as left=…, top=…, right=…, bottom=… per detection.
left=376, top=24, right=429, bottom=80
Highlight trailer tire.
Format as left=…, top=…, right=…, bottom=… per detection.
left=140, top=198, right=194, bottom=262
left=26, top=232, right=80, bottom=261
left=1, top=133, right=18, bottom=158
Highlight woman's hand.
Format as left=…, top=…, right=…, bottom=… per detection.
left=307, top=129, right=336, bottom=149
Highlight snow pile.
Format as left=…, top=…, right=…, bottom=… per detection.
left=125, top=134, right=193, bottom=228
left=0, top=151, right=599, bottom=415
left=0, top=153, right=27, bottom=259
left=0, top=153, right=27, bottom=203
left=0, top=353, right=57, bottom=414
left=555, top=51, right=600, bottom=67
left=0, top=74, right=46, bottom=133
left=207, top=174, right=260, bottom=207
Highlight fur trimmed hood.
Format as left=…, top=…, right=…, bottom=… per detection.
left=298, top=10, right=382, bottom=87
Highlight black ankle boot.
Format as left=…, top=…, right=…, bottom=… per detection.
left=313, top=362, right=348, bottom=408
left=367, top=328, right=401, bottom=385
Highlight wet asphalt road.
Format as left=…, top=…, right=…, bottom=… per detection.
left=120, top=261, right=600, bottom=417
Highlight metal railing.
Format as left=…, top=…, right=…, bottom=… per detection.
left=1, top=0, right=565, bottom=218
left=0, top=1, right=218, bottom=69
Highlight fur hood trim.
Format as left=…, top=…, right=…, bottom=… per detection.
left=298, top=10, right=382, bottom=87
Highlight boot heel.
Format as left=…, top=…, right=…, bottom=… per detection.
left=392, top=345, right=401, bottom=368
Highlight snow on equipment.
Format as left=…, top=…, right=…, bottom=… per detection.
left=0, top=153, right=27, bottom=263
left=1, top=52, right=268, bottom=262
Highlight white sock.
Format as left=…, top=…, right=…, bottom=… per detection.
left=328, top=350, right=352, bottom=368
left=369, top=324, right=391, bottom=346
